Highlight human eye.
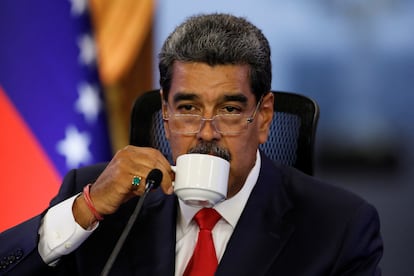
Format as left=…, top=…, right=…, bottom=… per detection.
left=176, top=103, right=199, bottom=114
left=219, top=105, right=243, bottom=115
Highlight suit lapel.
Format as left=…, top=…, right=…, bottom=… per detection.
left=216, top=155, right=295, bottom=275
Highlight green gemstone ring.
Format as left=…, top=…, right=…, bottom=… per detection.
left=132, top=175, right=142, bottom=189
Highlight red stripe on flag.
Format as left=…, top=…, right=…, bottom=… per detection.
left=0, top=86, right=61, bottom=232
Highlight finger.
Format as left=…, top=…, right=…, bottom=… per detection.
left=123, top=146, right=173, bottom=187
left=122, top=146, right=174, bottom=195
left=87, top=146, right=165, bottom=214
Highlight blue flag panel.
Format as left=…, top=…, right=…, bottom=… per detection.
left=0, top=0, right=112, bottom=177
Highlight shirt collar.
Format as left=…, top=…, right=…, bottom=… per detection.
left=178, top=150, right=261, bottom=230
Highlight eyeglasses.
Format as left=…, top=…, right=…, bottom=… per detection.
left=163, top=96, right=263, bottom=135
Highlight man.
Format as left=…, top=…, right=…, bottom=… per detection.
left=0, top=13, right=382, bottom=275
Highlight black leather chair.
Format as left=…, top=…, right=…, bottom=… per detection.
left=130, top=90, right=319, bottom=175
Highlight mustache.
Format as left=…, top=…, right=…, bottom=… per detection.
left=187, top=141, right=231, bottom=162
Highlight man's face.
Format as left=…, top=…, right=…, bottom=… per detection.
left=163, top=61, right=273, bottom=198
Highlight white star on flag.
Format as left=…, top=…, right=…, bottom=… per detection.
left=69, top=0, right=88, bottom=16
left=78, top=33, right=96, bottom=66
left=75, top=82, right=103, bottom=124
left=57, top=125, right=92, bottom=168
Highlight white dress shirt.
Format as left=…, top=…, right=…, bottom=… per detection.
left=38, top=151, right=261, bottom=273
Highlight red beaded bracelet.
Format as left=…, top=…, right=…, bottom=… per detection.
left=83, top=184, right=104, bottom=221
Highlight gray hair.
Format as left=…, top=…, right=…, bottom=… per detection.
left=158, top=13, right=272, bottom=101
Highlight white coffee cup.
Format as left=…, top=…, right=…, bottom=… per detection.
left=171, top=153, right=230, bottom=207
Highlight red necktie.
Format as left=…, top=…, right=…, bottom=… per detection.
left=183, top=208, right=222, bottom=276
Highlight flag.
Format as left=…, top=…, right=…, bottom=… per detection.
left=0, top=0, right=112, bottom=231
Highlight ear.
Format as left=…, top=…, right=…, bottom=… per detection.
left=160, top=90, right=171, bottom=140
left=258, top=92, right=274, bottom=144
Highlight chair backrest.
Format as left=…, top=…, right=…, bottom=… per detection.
left=130, top=89, right=319, bottom=175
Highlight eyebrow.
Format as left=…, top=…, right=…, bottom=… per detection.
left=172, top=92, right=248, bottom=104
left=222, top=93, right=248, bottom=103
left=172, top=92, right=199, bottom=103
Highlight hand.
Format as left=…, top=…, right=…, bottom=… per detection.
left=73, top=146, right=174, bottom=228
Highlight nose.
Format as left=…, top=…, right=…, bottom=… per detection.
left=196, top=117, right=221, bottom=141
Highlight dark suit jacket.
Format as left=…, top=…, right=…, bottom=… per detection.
left=0, top=154, right=383, bottom=275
